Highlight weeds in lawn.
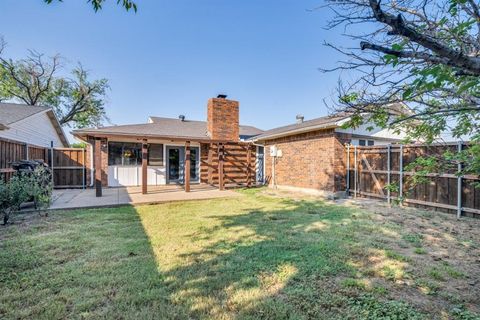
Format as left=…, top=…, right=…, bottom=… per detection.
left=348, top=294, right=425, bottom=320
left=402, top=233, right=424, bottom=247
left=1, top=190, right=479, bottom=319
left=414, top=247, right=427, bottom=254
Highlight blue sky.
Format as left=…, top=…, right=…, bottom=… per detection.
left=0, top=0, right=353, bottom=134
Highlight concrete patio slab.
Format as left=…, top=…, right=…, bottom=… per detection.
left=51, top=184, right=241, bottom=210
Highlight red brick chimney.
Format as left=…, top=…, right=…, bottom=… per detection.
left=207, top=95, right=239, bottom=141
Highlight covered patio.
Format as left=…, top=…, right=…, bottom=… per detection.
left=71, top=96, right=263, bottom=197
left=50, top=184, right=241, bottom=210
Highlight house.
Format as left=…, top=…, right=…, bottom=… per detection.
left=0, top=103, right=69, bottom=147
left=72, top=95, right=264, bottom=194
left=251, top=111, right=407, bottom=196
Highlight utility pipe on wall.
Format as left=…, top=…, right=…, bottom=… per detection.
left=387, top=144, right=391, bottom=205
left=457, top=141, right=463, bottom=219
left=354, top=145, right=357, bottom=198
left=346, top=144, right=350, bottom=194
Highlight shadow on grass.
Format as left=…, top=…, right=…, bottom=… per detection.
left=2, top=193, right=477, bottom=319
left=0, top=205, right=186, bottom=319
left=148, top=197, right=417, bottom=319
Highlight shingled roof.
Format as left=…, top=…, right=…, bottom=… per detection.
left=73, top=116, right=263, bottom=141
left=0, top=102, right=69, bottom=146
left=251, top=113, right=349, bottom=141
left=0, top=103, right=50, bottom=126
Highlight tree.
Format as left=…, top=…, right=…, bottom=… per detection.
left=43, top=0, right=137, bottom=12
left=0, top=40, right=109, bottom=128
left=323, top=0, right=480, bottom=184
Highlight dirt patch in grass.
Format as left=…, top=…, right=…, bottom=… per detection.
left=263, top=188, right=480, bottom=317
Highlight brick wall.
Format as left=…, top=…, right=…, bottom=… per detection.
left=207, top=98, right=239, bottom=141
left=263, top=129, right=351, bottom=193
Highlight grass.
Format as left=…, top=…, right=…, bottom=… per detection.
left=0, top=188, right=478, bottom=319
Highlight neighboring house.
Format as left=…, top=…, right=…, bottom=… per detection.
left=72, top=96, right=264, bottom=188
left=251, top=109, right=408, bottom=196
left=0, top=102, right=69, bottom=147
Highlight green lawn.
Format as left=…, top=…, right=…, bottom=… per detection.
left=1, top=188, right=479, bottom=319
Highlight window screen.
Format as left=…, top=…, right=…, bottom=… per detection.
left=148, top=144, right=164, bottom=166
left=368, top=140, right=375, bottom=146
left=359, top=139, right=366, bottom=146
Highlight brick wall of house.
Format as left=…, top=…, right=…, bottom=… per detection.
left=207, top=97, right=239, bottom=141
left=263, top=129, right=351, bottom=193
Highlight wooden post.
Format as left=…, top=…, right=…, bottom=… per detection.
left=25, top=143, right=29, bottom=160
left=207, top=144, right=213, bottom=185
left=142, top=140, right=148, bottom=195
left=184, top=141, right=191, bottom=192
left=218, top=144, right=225, bottom=191
left=94, top=138, right=102, bottom=197
left=246, top=145, right=252, bottom=188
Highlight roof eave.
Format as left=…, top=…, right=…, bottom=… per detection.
left=46, top=110, right=69, bottom=147
left=72, top=130, right=253, bottom=144
left=251, top=123, right=340, bottom=142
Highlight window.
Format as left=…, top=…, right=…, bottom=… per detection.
left=148, top=144, right=164, bottom=166
left=108, top=142, right=164, bottom=166
left=358, top=139, right=374, bottom=146
left=108, top=142, right=142, bottom=166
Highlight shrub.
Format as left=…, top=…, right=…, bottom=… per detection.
left=0, top=166, right=52, bottom=225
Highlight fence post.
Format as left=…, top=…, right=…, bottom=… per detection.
left=457, top=141, right=463, bottom=219
left=399, top=144, right=403, bottom=201
left=25, top=143, right=29, bottom=160
left=346, top=144, right=350, bottom=195
left=387, top=144, right=391, bottom=205
left=354, top=145, right=357, bottom=198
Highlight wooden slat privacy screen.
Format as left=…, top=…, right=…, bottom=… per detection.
left=200, top=143, right=256, bottom=186
left=346, top=143, right=480, bottom=218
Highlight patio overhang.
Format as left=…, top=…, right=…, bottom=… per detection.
left=71, top=131, right=256, bottom=197
left=72, top=131, right=254, bottom=145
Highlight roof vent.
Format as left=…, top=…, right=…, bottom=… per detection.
left=217, top=94, right=228, bottom=99
left=296, top=114, right=304, bottom=124
left=179, top=115, right=185, bottom=121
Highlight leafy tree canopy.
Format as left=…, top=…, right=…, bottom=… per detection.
left=0, top=40, right=110, bottom=128
left=323, top=0, right=480, bottom=182
left=44, top=0, right=137, bottom=12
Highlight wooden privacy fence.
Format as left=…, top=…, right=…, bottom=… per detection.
left=346, top=143, right=480, bottom=218
left=50, top=147, right=91, bottom=188
left=0, top=137, right=91, bottom=188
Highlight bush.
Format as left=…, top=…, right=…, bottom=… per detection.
left=0, top=166, right=52, bottom=225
